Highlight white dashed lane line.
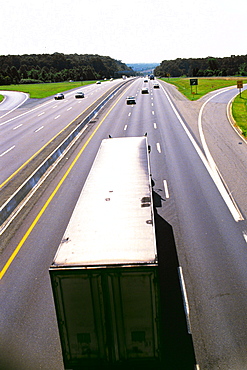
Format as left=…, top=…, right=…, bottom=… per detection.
left=13, top=124, right=23, bottom=130
left=54, top=115, right=61, bottom=120
left=156, top=142, right=161, bottom=153
left=163, top=180, right=170, bottom=199
left=0, top=145, right=15, bottom=157
left=35, top=126, right=44, bottom=133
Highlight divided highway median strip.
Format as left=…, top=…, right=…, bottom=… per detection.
left=0, top=79, right=134, bottom=233
left=0, top=84, right=133, bottom=279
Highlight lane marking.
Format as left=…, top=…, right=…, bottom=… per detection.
left=0, top=145, right=15, bottom=157
left=152, top=111, right=155, bottom=115
left=160, top=84, right=244, bottom=222
left=0, top=83, right=126, bottom=189
left=35, top=126, right=44, bottom=133
left=13, top=124, right=23, bottom=130
left=0, top=92, right=29, bottom=120
left=0, top=82, right=135, bottom=279
left=38, top=112, right=45, bottom=117
left=153, top=122, right=157, bottom=129
left=178, top=266, right=192, bottom=334
left=163, top=180, right=170, bottom=198
left=67, top=107, right=72, bottom=111
left=156, top=142, right=161, bottom=153
left=124, top=125, right=128, bottom=131
left=128, top=112, right=131, bottom=117
left=54, top=115, right=61, bottom=120
left=243, top=231, right=247, bottom=243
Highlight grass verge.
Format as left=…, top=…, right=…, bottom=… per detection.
left=161, top=77, right=247, bottom=138
left=0, top=80, right=98, bottom=99
left=160, top=77, right=244, bottom=101
left=232, top=90, right=247, bottom=137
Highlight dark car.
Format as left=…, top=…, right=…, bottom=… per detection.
left=153, top=83, right=159, bottom=89
left=75, top=92, right=85, bottom=99
left=141, top=88, right=149, bottom=94
left=54, top=93, right=64, bottom=100
left=126, top=96, right=136, bottom=105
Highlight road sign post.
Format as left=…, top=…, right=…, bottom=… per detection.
left=237, top=80, right=243, bottom=97
left=190, top=79, right=198, bottom=94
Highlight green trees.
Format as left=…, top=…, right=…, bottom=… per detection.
left=154, top=55, right=247, bottom=77
left=0, top=53, right=134, bottom=85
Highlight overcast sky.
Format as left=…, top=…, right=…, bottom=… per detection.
left=1, top=0, right=246, bottom=64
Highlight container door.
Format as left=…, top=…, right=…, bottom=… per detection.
left=51, top=272, right=108, bottom=367
left=107, top=270, right=160, bottom=363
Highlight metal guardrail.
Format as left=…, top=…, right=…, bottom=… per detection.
left=0, top=79, right=132, bottom=231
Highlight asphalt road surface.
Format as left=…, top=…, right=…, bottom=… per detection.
left=0, top=78, right=247, bottom=370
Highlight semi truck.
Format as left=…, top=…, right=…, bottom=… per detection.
left=49, top=136, right=162, bottom=369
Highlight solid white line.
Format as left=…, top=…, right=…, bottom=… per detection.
left=156, top=142, right=161, bottom=153
left=54, top=115, right=61, bottom=120
left=163, top=180, right=170, bottom=198
left=160, top=84, right=243, bottom=222
left=124, top=125, right=128, bottom=131
left=13, top=124, right=23, bottom=130
left=178, top=266, right=192, bottom=334
left=0, top=93, right=29, bottom=120
left=35, top=126, right=44, bottom=132
left=0, top=145, right=15, bottom=157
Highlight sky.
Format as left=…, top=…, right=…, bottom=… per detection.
left=1, top=0, right=247, bottom=64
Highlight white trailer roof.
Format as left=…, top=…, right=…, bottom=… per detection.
left=52, top=137, right=157, bottom=267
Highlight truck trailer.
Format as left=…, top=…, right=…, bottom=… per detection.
left=49, top=136, right=162, bottom=369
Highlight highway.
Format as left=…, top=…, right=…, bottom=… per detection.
left=0, top=78, right=247, bottom=369
left=0, top=79, right=124, bottom=184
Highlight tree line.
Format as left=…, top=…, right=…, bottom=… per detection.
left=154, top=55, right=247, bottom=77
left=0, top=53, right=134, bottom=85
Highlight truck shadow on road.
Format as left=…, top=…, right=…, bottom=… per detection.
left=153, top=191, right=197, bottom=370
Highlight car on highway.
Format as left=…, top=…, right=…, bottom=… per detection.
left=153, top=83, right=159, bottom=89
left=96, top=81, right=101, bottom=84
left=144, top=79, right=148, bottom=83
left=75, top=92, right=85, bottom=99
left=54, top=93, right=64, bottom=100
left=126, top=96, right=136, bottom=105
left=141, top=88, right=149, bottom=94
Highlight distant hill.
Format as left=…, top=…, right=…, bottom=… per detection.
left=128, top=63, right=159, bottom=75
left=154, top=55, right=247, bottom=77
left=0, top=53, right=135, bottom=85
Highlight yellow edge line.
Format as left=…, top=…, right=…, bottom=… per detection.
left=0, top=86, right=117, bottom=189
left=0, top=86, right=129, bottom=280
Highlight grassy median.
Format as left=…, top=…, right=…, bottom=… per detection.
left=161, top=77, right=247, bottom=138
left=232, top=90, right=247, bottom=137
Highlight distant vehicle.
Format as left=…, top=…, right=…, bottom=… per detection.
left=54, top=93, right=64, bottom=100
left=96, top=81, right=101, bottom=84
left=144, top=79, right=148, bottom=83
left=153, top=83, right=159, bottom=89
left=126, top=96, right=136, bottom=105
left=141, top=87, right=149, bottom=94
left=150, top=74, right=154, bottom=80
left=75, top=92, right=85, bottom=99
